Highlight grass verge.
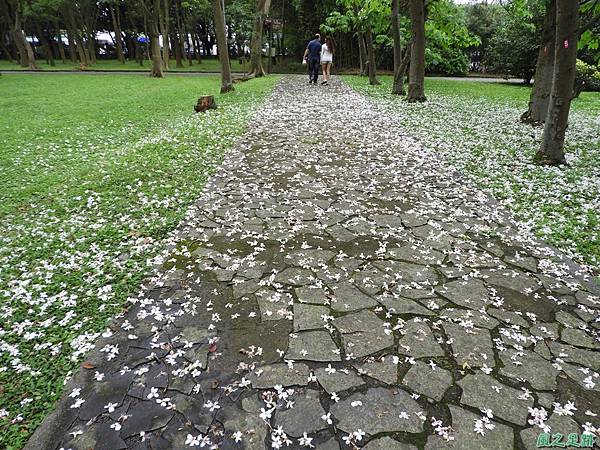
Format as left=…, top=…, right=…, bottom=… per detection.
left=0, top=73, right=278, bottom=448
left=345, top=76, right=600, bottom=273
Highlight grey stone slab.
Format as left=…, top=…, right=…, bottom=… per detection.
left=399, top=212, right=429, bottom=228
left=315, top=367, right=365, bottom=393
left=329, top=281, right=378, bottom=312
left=357, top=357, right=399, bottom=384
left=293, top=303, right=328, bottom=331
left=364, top=437, right=417, bottom=450
left=444, top=322, right=494, bottom=368
left=285, top=249, right=335, bottom=268
left=353, top=265, right=389, bottom=296
left=499, top=349, right=558, bottom=390
left=120, top=400, right=175, bottom=438
left=562, top=363, right=600, bottom=392
left=232, top=279, right=261, bottom=298
left=561, top=328, right=600, bottom=349
left=530, top=322, right=559, bottom=340
left=436, top=279, right=489, bottom=310
left=386, top=244, right=444, bottom=265
left=505, top=255, right=538, bottom=272
left=274, top=267, right=315, bottom=286
left=295, top=286, right=330, bottom=305
left=372, top=214, right=405, bottom=229
left=223, top=408, right=268, bottom=450
left=249, top=363, right=310, bottom=388
left=520, top=413, right=580, bottom=450
left=255, top=288, right=290, bottom=321
left=377, top=294, right=437, bottom=316
left=458, top=373, right=534, bottom=426
left=375, top=260, right=438, bottom=284
left=330, top=387, right=424, bottom=434
left=285, top=330, right=341, bottom=362
left=398, top=320, right=445, bottom=358
left=440, top=309, right=500, bottom=330
left=402, top=361, right=453, bottom=401
left=481, top=269, right=540, bottom=293
left=555, top=311, right=588, bottom=329
left=487, top=308, right=529, bottom=327
left=424, top=405, right=513, bottom=450
left=336, top=310, right=394, bottom=358
left=274, top=389, right=326, bottom=437
left=548, top=341, right=600, bottom=371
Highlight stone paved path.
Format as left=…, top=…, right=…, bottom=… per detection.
left=27, top=76, right=600, bottom=450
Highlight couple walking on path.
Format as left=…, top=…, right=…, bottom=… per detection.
left=303, top=33, right=335, bottom=85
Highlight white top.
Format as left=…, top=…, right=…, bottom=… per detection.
left=321, top=44, right=333, bottom=63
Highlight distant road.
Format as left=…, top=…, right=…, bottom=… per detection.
left=0, top=69, right=526, bottom=84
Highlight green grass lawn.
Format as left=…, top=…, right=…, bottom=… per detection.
left=0, top=57, right=250, bottom=72
left=346, top=76, right=600, bottom=273
left=0, top=73, right=278, bottom=448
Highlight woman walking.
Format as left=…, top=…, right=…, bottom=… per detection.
left=320, top=36, right=335, bottom=85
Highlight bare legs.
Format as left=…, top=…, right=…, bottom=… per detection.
left=321, top=63, right=332, bottom=84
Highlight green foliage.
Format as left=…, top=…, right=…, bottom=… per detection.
left=574, top=59, right=600, bottom=97
left=484, top=0, right=543, bottom=81
left=425, top=0, right=480, bottom=76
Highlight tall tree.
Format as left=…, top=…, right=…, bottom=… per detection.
left=365, top=23, right=379, bottom=85
left=159, top=0, right=170, bottom=69
left=13, top=2, right=39, bottom=69
left=107, top=1, right=126, bottom=63
left=391, top=0, right=405, bottom=94
left=148, top=0, right=165, bottom=76
left=535, top=0, right=579, bottom=165
left=247, top=0, right=270, bottom=77
left=521, top=0, right=556, bottom=124
left=407, top=0, right=425, bottom=102
left=212, top=0, right=233, bottom=91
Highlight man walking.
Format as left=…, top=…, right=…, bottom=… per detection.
left=303, top=33, right=322, bottom=84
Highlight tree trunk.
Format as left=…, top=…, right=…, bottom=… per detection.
left=160, top=0, right=170, bottom=69
left=55, top=22, right=66, bottom=63
left=173, top=32, right=183, bottom=67
left=150, top=0, right=164, bottom=77
left=391, top=0, right=404, bottom=95
left=393, top=45, right=411, bottom=96
left=14, top=9, right=38, bottom=69
left=66, top=27, right=77, bottom=62
left=212, top=0, right=234, bottom=92
left=365, top=25, right=379, bottom=85
left=0, top=36, right=16, bottom=62
left=247, top=0, right=271, bottom=77
left=64, top=9, right=88, bottom=66
left=194, top=34, right=202, bottom=62
left=35, top=23, right=54, bottom=66
left=521, top=0, right=556, bottom=124
left=535, top=0, right=578, bottom=165
left=357, top=32, right=368, bottom=76
left=407, top=0, right=426, bottom=102
left=174, top=0, right=184, bottom=68
left=109, top=3, right=125, bottom=63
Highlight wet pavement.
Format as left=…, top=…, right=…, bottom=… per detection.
left=26, top=75, right=599, bottom=450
